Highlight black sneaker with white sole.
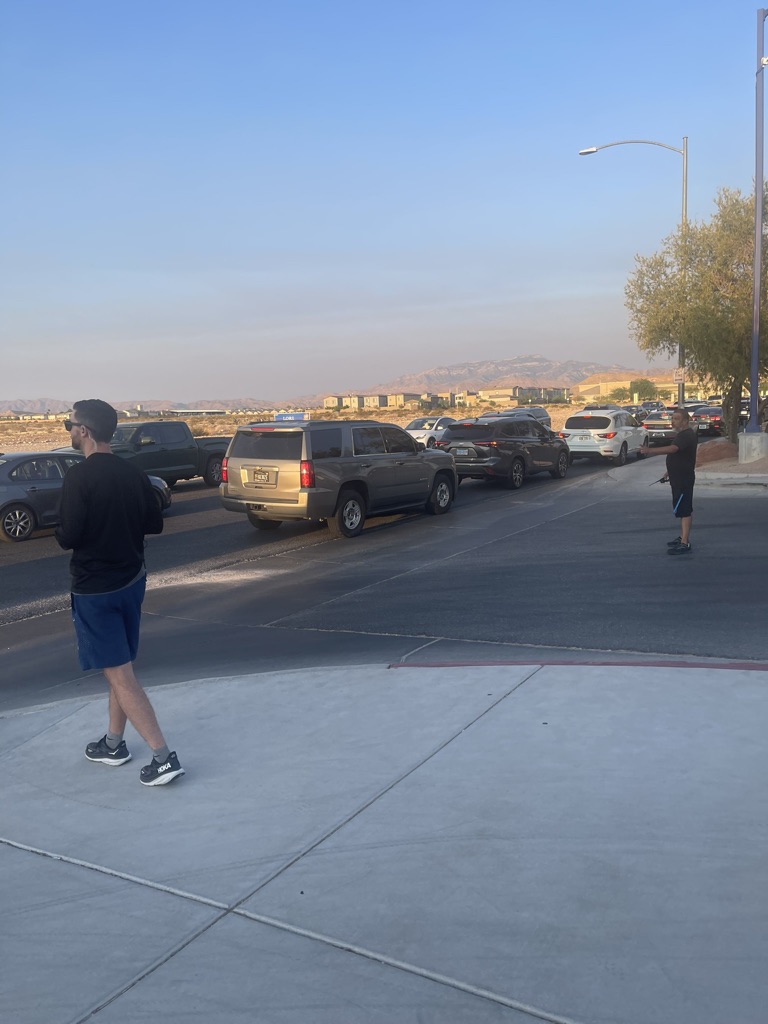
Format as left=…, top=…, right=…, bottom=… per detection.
left=139, top=751, right=185, bottom=786
left=85, top=736, right=132, bottom=766
left=668, top=541, right=692, bottom=555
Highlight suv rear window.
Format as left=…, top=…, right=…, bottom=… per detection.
left=565, top=416, right=611, bottom=430
left=230, top=429, right=303, bottom=460
left=442, top=423, right=493, bottom=439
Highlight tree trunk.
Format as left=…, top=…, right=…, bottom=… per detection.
left=722, top=380, right=743, bottom=443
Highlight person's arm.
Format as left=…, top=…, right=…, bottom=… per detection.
left=54, top=472, right=87, bottom=550
left=641, top=440, right=680, bottom=456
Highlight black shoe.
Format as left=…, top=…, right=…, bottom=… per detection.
left=667, top=536, right=682, bottom=547
left=85, top=736, right=132, bottom=766
left=139, top=751, right=185, bottom=787
left=668, top=542, right=692, bottom=556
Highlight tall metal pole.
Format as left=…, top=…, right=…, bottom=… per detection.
left=749, top=10, right=768, bottom=433
left=578, top=138, right=688, bottom=406
left=678, top=136, right=688, bottom=408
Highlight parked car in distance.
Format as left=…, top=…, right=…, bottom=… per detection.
left=434, top=415, right=569, bottom=487
left=691, top=406, right=725, bottom=435
left=0, top=450, right=171, bottom=542
left=220, top=419, right=457, bottom=538
left=641, top=400, right=666, bottom=412
left=640, top=410, right=676, bottom=446
left=404, top=415, right=457, bottom=447
left=483, top=406, right=552, bottom=428
left=558, top=409, right=648, bottom=465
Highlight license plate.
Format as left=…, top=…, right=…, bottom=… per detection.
left=253, top=470, right=269, bottom=483
left=577, top=435, right=591, bottom=441
left=456, top=448, right=469, bottom=456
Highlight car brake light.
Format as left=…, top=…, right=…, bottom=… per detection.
left=221, top=457, right=228, bottom=483
left=473, top=440, right=498, bottom=447
left=300, top=460, right=315, bottom=488
left=597, top=432, right=618, bottom=439
left=558, top=432, right=570, bottom=438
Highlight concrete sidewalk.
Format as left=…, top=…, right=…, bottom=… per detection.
left=1, top=662, right=766, bottom=1024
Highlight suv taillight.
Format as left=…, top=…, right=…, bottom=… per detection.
left=597, top=432, right=618, bottom=439
left=221, top=457, right=228, bottom=483
left=300, top=460, right=316, bottom=488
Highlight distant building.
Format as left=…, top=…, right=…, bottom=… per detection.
left=342, top=395, right=365, bottom=409
left=363, top=395, right=388, bottom=408
left=323, top=396, right=343, bottom=409
left=387, top=393, right=421, bottom=407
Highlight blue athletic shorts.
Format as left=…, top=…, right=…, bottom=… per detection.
left=71, top=575, right=146, bottom=671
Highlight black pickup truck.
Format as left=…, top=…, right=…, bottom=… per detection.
left=110, top=420, right=231, bottom=487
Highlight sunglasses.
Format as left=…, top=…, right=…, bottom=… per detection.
left=63, top=419, right=88, bottom=432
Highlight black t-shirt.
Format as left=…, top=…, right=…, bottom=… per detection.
left=666, top=427, right=697, bottom=481
left=55, top=453, right=163, bottom=594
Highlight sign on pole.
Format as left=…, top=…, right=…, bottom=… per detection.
left=673, top=368, right=685, bottom=384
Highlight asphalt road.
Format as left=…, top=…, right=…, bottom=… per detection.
left=2, top=455, right=766, bottom=712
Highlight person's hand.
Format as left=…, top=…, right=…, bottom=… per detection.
left=660, top=474, right=669, bottom=484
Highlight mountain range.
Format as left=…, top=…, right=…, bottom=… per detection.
left=1, top=356, right=666, bottom=415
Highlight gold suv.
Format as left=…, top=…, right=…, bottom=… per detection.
left=220, top=420, right=457, bottom=538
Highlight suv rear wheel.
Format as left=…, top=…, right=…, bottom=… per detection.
left=613, top=443, right=628, bottom=467
left=505, top=458, right=525, bottom=490
left=549, top=451, right=569, bottom=479
left=327, top=489, right=366, bottom=539
left=425, top=473, right=454, bottom=515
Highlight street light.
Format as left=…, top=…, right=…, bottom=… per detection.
left=579, top=137, right=688, bottom=407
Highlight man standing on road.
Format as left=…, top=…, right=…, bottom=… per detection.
left=641, top=408, right=698, bottom=555
left=56, top=399, right=184, bottom=786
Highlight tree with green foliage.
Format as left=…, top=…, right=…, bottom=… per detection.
left=607, top=387, right=630, bottom=403
left=625, top=187, right=768, bottom=440
left=629, top=378, right=658, bottom=400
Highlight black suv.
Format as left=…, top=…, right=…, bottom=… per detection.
left=435, top=416, right=569, bottom=487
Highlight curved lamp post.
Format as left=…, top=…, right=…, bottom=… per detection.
left=579, top=138, right=688, bottom=407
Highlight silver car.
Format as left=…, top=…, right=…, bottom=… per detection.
left=220, top=419, right=457, bottom=538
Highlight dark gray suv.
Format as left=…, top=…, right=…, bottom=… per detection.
left=220, top=420, right=457, bottom=538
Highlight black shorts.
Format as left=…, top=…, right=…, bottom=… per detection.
left=670, top=478, right=694, bottom=519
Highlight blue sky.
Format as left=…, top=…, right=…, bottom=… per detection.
left=0, top=1, right=761, bottom=400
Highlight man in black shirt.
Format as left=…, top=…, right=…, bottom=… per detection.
left=56, top=399, right=184, bottom=785
left=641, top=408, right=697, bottom=555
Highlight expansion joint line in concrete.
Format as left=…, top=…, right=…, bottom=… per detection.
left=1, top=832, right=583, bottom=1024
left=1, top=670, right=590, bottom=1024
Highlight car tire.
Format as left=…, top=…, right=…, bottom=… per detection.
left=152, top=488, right=166, bottom=512
left=505, top=458, right=525, bottom=489
left=549, top=451, right=569, bottom=479
left=1, top=503, right=36, bottom=542
left=203, top=456, right=223, bottom=487
left=327, top=489, right=366, bottom=539
left=614, top=443, right=628, bottom=467
left=247, top=514, right=282, bottom=531
left=426, top=437, right=436, bottom=447
left=425, top=473, right=454, bottom=515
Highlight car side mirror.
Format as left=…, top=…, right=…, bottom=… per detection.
left=139, top=437, right=155, bottom=446
left=416, top=441, right=426, bottom=451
